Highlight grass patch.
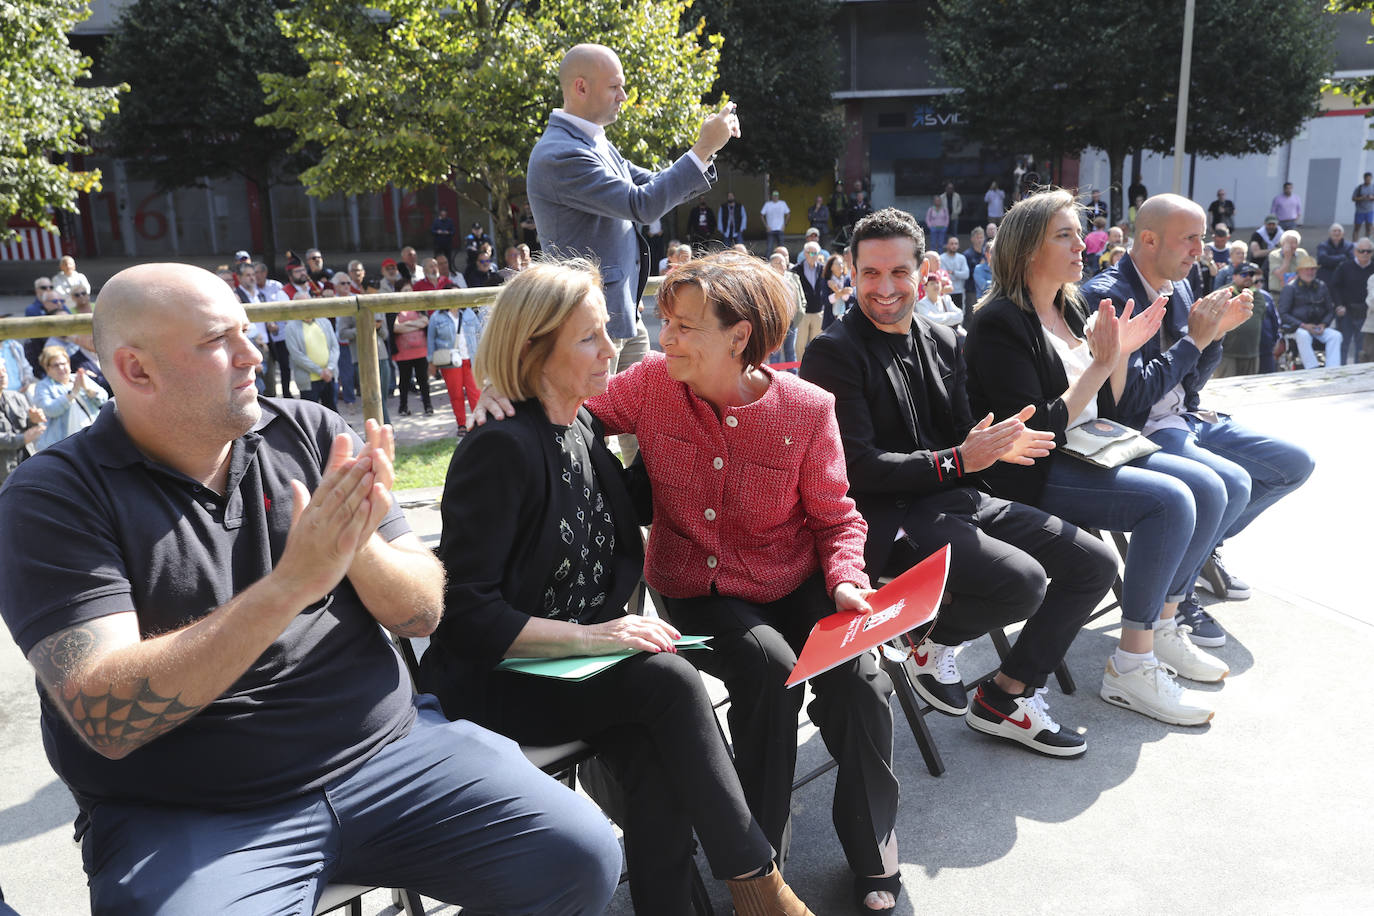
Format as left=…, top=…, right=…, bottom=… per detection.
left=394, top=438, right=458, bottom=490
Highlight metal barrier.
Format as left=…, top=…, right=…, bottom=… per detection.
left=1, top=278, right=665, bottom=427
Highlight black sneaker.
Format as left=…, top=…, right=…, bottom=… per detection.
left=966, top=685, right=1086, bottom=758
left=1196, top=551, right=1252, bottom=600
left=908, top=638, right=968, bottom=715
left=1176, top=595, right=1227, bottom=648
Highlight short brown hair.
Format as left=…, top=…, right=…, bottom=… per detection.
left=850, top=207, right=926, bottom=267
left=656, top=252, right=788, bottom=368
left=475, top=258, right=603, bottom=401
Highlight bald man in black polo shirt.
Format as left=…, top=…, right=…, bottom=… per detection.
left=0, top=264, right=619, bottom=915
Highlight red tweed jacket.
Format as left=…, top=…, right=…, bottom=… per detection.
left=588, top=351, right=869, bottom=604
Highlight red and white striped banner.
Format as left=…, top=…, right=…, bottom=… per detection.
left=0, top=227, right=63, bottom=262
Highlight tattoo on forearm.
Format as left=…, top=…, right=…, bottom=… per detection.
left=30, top=623, right=204, bottom=756
left=61, top=681, right=200, bottom=751
left=389, top=609, right=438, bottom=638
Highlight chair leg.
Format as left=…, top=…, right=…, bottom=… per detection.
left=1053, top=663, right=1078, bottom=695
left=988, top=627, right=1012, bottom=664
left=989, top=624, right=1077, bottom=695
left=880, top=649, right=946, bottom=777
left=392, top=888, right=424, bottom=916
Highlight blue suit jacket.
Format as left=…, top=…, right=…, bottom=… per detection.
left=1080, top=253, right=1224, bottom=429
left=526, top=112, right=714, bottom=338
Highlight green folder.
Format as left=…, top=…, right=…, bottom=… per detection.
left=497, top=635, right=712, bottom=681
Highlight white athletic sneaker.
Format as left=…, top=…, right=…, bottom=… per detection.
left=1100, top=658, right=1214, bottom=726
left=909, top=638, right=968, bottom=715
left=1154, top=623, right=1229, bottom=683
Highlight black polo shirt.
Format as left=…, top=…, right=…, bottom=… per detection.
left=0, top=398, right=415, bottom=813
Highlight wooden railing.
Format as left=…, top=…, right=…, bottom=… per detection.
left=1, top=278, right=664, bottom=426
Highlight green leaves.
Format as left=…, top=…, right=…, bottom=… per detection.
left=692, top=0, right=845, bottom=180
left=0, top=0, right=122, bottom=239
left=931, top=0, right=1333, bottom=213
left=260, top=0, right=721, bottom=244
left=1327, top=0, right=1374, bottom=149
left=100, top=0, right=306, bottom=191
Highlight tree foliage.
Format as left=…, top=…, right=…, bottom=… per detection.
left=1328, top=0, right=1374, bottom=148
left=692, top=0, right=845, bottom=180
left=0, top=0, right=122, bottom=240
left=102, top=0, right=310, bottom=267
left=931, top=0, right=1332, bottom=219
left=260, top=0, right=721, bottom=246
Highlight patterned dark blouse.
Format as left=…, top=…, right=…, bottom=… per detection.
left=540, top=415, right=618, bottom=623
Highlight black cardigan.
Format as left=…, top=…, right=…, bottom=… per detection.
left=963, top=296, right=1117, bottom=507
left=417, top=400, right=645, bottom=718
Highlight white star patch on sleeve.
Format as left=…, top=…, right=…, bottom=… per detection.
left=941, top=456, right=956, bottom=473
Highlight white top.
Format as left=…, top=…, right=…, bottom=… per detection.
left=760, top=200, right=791, bottom=231
left=1045, top=330, right=1099, bottom=427
left=916, top=292, right=963, bottom=328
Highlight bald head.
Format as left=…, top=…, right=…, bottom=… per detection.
left=559, top=44, right=615, bottom=91
left=1134, top=194, right=1207, bottom=285
left=558, top=44, right=626, bottom=125
left=1135, top=193, right=1203, bottom=237
left=93, top=264, right=233, bottom=375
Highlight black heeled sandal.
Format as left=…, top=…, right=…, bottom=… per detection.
left=853, top=873, right=903, bottom=914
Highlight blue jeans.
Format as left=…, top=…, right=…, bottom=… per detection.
left=928, top=225, right=948, bottom=250
left=82, top=699, right=621, bottom=916
left=377, top=359, right=394, bottom=425
left=1149, top=415, right=1314, bottom=546
left=768, top=326, right=798, bottom=371
left=1037, top=449, right=1226, bottom=628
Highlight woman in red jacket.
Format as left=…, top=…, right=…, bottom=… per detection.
left=479, top=252, right=902, bottom=912
left=588, top=253, right=902, bottom=914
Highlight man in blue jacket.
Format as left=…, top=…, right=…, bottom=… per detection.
left=527, top=43, right=739, bottom=374
left=1083, top=195, right=1313, bottom=645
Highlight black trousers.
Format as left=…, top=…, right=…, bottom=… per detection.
left=885, top=488, right=1117, bottom=688
left=266, top=340, right=292, bottom=398
left=436, top=651, right=772, bottom=916
left=663, top=574, right=899, bottom=878
left=396, top=357, right=431, bottom=411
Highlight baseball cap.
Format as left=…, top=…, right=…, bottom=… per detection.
left=1234, top=262, right=1259, bottom=277
left=235, top=250, right=251, bottom=261
left=1264, top=214, right=1279, bottom=224
left=381, top=258, right=398, bottom=269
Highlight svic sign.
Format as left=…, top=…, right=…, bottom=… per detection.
left=912, top=104, right=961, bottom=129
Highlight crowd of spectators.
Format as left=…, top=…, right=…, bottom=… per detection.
left=206, top=239, right=521, bottom=431
left=0, top=42, right=1359, bottom=914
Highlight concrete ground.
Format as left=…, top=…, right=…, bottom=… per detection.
left=1, top=366, right=1371, bottom=914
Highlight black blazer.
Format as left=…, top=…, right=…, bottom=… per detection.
left=793, top=261, right=828, bottom=314
left=799, top=308, right=976, bottom=575
left=963, top=296, right=1117, bottom=507
left=418, top=401, right=645, bottom=718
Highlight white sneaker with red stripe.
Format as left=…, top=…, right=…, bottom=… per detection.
left=966, top=685, right=1087, bottom=758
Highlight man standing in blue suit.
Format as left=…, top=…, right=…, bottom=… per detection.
left=527, top=43, right=740, bottom=398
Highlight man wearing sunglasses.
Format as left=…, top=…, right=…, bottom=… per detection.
left=1332, top=239, right=1374, bottom=364
left=24, top=286, right=71, bottom=376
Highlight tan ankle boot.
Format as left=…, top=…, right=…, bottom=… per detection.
left=725, top=865, right=813, bottom=916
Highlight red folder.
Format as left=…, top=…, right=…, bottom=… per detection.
left=786, top=544, right=950, bottom=687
